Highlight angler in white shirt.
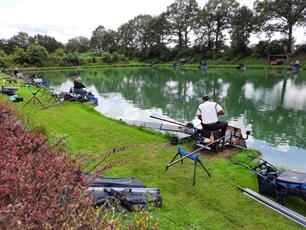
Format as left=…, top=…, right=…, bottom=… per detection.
left=196, top=94, right=228, bottom=139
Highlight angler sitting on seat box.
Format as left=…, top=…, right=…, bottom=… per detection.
left=73, top=77, right=87, bottom=95
left=196, top=94, right=228, bottom=141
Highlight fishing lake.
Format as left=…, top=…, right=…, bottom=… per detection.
left=39, top=67, right=306, bottom=173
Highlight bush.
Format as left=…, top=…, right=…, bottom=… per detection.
left=0, top=49, right=8, bottom=58
left=0, top=102, right=157, bottom=229
left=0, top=59, right=8, bottom=68
left=44, top=53, right=63, bottom=67
left=93, top=51, right=127, bottom=64
left=26, top=44, right=49, bottom=66
left=11, top=47, right=27, bottom=65
left=64, top=52, right=85, bottom=66
left=0, top=102, right=105, bottom=229
left=54, top=48, right=66, bottom=57
left=101, top=51, right=113, bottom=63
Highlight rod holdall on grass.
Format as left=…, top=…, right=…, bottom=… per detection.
left=82, top=172, right=145, bottom=188
left=86, top=187, right=162, bottom=211
left=83, top=173, right=162, bottom=211
left=60, top=173, right=162, bottom=211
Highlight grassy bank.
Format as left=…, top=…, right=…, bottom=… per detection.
left=6, top=63, right=288, bottom=74
left=1, top=77, right=305, bottom=229
left=6, top=57, right=301, bottom=73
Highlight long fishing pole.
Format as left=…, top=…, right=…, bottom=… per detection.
left=247, top=155, right=278, bottom=171
left=150, top=115, right=186, bottom=127
left=41, top=97, right=78, bottom=110
left=237, top=186, right=306, bottom=228
left=166, top=134, right=229, bottom=169
left=234, top=162, right=276, bottom=187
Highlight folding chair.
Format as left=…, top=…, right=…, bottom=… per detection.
left=23, top=85, right=44, bottom=108
left=39, top=81, right=60, bottom=103
left=166, top=147, right=211, bottom=186
left=48, top=90, right=62, bottom=104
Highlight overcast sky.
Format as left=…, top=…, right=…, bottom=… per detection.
left=0, top=0, right=305, bottom=44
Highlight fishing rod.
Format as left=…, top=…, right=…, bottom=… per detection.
left=166, top=133, right=229, bottom=169
left=234, top=162, right=276, bottom=187
left=150, top=115, right=187, bottom=127
left=237, top=186, right=306, bottom=228
left=247, top=155, right=278, bottom=171
left=41, top=97, right=78, bottom=110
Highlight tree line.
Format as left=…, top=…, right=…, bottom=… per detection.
left=0, top=0, right=306, bottom=67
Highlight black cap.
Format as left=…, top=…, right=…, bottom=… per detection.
left=202, top=94, right=210, bottom=101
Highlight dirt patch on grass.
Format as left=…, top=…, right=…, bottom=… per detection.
left=199, top=147, right=238, bottom=159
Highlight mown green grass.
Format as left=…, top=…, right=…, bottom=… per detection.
left=1, top=75, right=305, bottom=229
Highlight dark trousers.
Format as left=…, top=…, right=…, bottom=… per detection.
left=202, top=121, right=228, bottom=138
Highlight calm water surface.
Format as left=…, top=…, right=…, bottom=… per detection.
left=39, top=68, right=306, bottom=172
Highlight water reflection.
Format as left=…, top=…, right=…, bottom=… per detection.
left=244, top=78, right=306, bottom=111
left=38, top=68, right=306, bottom=172
left=283, top=79, right=306, bottom=110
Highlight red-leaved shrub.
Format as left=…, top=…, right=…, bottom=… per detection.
left=0, top=102, right=109, bottom=229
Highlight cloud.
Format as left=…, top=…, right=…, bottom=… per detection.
left=0, top=0, right=176, bottom=42
left=0, top=0, right=25, bottom=8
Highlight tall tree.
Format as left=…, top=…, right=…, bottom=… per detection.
left=90, top=25, right=107, bottom=50
left=194, top=7, right=215, bottom=53
left=230, top=6, right=256, bottom=55
left=2, top=32, right=32, bottom=54
left=9, top=32, right=32, bottom=49
left=132, top=14, right=154, bottom=50
left=117, top=14, right=154, bottom=57
left=32, top=34, right=64, bottom=53
left=66, top=36, right=90, bottom=53
left=205, top=0, right=239, bottom=54
left=254, top=0, right=306, bottom=53
left=0, top=39, right=9, bottom=54
left=148, top=13, right=169, bottom=47
left=90, top=26, right=118, bottom=52
left=142, top=13, right=171, bottom=60
left=166, top=0, right=199, bottom=47
left=117, top=22, right=136, bottom=51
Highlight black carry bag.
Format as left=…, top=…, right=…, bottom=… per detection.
left=86, top=187, right=162, bottom=211
left=82, top=172, right=145, bottom=188
left=83, top=173, right=162, bottom=211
